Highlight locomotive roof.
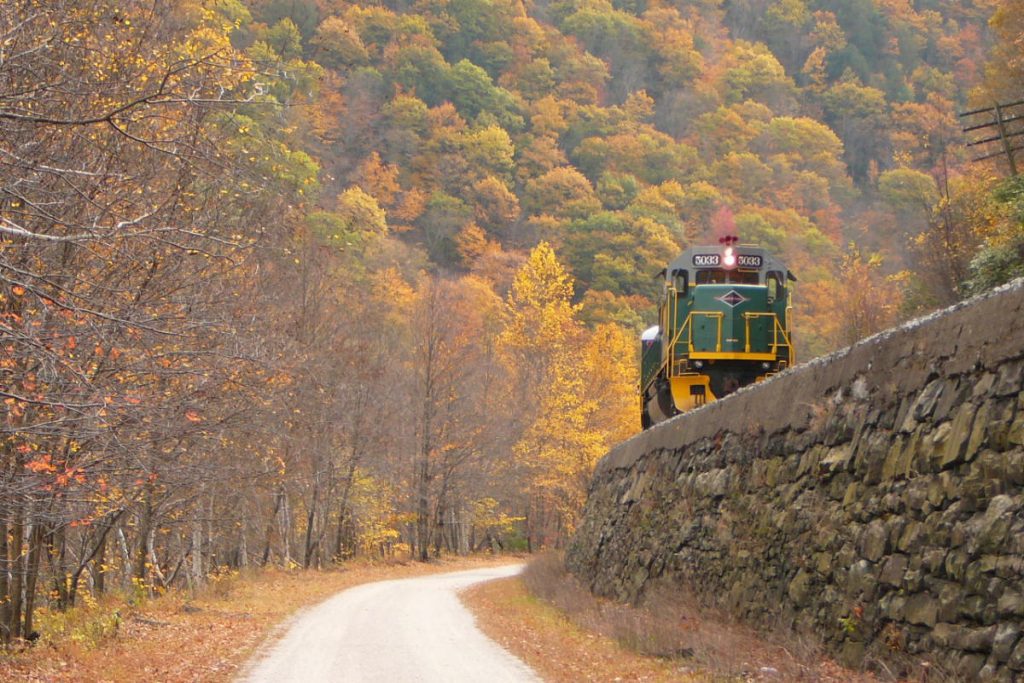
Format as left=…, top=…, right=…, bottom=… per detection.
left=664, top=244, right=796, bottom=282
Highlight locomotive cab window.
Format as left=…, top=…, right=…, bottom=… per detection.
left=672, top=269, right=688, bottom=295
left=695, top=269, right=760, bottom=285
left=767, top=272, right=784, bottom=302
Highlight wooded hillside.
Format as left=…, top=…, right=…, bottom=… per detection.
left=1, top=0, right=1021, bottom=645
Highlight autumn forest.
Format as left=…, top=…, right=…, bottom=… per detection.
left=1, top=0, right=1022, bottom=645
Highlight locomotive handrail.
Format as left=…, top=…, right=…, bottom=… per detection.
left=661, top=286, right=684, bottom=378
left=665, top=286, right=683, bottom=377
left=666, top=310, right=723, bottom=377
left=684, top=311, right=724, bottom=355
left=741, top=312, right=793, bottom=360
left=665, top=310, right=792, bottom=378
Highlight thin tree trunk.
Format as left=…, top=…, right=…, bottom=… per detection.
left=281, top=493, right=292, bottom=566
left=94, top=528, right=107, bottom=594
left=147, top=528, right=167, bottom=589
left=262, top=487, right=284, bottom=566
left=135, top=487, right=154, bottom=587
left=0, top=516, right=10, bottom=643
left=23, top=523, right=44, bottom=637
left=416, top=303, right=436, bottom=564
left=206, top=494, right=215, bottom=570
left=7, top=513, right=25, bottom=640
left=117, top=526, right=131, bottom=589
left=332, top=460, right=359, bottom=561
left=455, top=507, right=468, bottom=556
left=416, top=454, right=431, bottom=562
left=52, top=523, right=69, bottom=607
left=433, top=493, right=445, bottom=557
left=303, top=476, right=320, bottom=569
left=191, top=522, right=203, bottom=587
left=238, top=519, right=248, bottom=569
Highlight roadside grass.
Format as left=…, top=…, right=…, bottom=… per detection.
left=0, top=554, right=520, bottom=683
left=463, top=570, right=693, bottom=682
left=464, top=552, right=882, bottom=682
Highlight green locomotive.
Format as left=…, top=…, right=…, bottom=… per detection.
left=640, top=237, right=796, bottom=428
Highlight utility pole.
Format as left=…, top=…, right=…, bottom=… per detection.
left=960, top=98, right=1024, bottom=177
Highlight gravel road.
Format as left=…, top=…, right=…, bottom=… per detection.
left=240, top=563, right=541, bottom=683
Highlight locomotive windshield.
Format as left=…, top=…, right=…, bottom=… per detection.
left=694, top=269, right=760, bottom=285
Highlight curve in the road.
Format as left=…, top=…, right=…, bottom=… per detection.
left=240, top=563, right=540, bottom=683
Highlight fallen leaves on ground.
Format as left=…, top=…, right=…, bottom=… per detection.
left=0, top=555, right=521, bottom=683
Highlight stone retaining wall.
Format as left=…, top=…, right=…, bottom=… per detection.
left=566, top=279, right=1024, bottom=680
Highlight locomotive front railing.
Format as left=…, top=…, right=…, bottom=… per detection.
left=659, top=284, right=794, bottom=380
left=683, top=311, right=724, bottom=354
left=666, top=310, right=723, bottom=377
left=741, top=311, right=793, bottom=361
left=663, top=309, right=792, bottom=378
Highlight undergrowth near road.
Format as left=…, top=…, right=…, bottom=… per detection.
left=0, top=554, right=518, bottom=682
left=465, top=552, right=885, bottom=682
left=464, top=568, right=690, bottom=681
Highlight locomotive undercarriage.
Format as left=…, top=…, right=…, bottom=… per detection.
left=641, top=360, right=781, bottom=428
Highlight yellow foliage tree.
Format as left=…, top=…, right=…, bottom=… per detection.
left=833, top=244, right=903, bottom=346
left=356, top=152, right=401, bottom=208
left=499, top=241, right=580, bottom=365
left=581, top=323, right=638, bottom=447
left=349, top=470, right=402, bottom=558
left=984, top=0, right=1024, bottom=99
left=512, top=362, right=604, bottom=537
left=498, top=242, right=613, bottom=543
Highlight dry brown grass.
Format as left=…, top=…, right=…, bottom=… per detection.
left=464, top=552, right=885, bottom=682
left=0, top=554, right=519, bottom=682
left=463, top=570, right=693, bottom=682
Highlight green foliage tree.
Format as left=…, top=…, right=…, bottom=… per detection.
left=560, top=0, right=653, bottom=99
left=386, top=39, right=452, bottom=106
left=447, top=60, right=523, bottom=129
left=461, top=125, right=516, bottom=181
left=264, top=18, right=304, bottom=60
left=878, top=168, right=940, bottom=227
left=821, top=79, right=889, bottom=181
left=965, top=176, right=1024, bottom=294
left=312, top=16, right=371, bottom=68
left=259, top=0, right=321, bottom=44
left=441, top=0, right=518, bottom=74
left=719, top=41, right=799, bottom=111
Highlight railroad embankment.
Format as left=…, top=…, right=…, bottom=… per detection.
left=566, top=279, right=1024, bottom=681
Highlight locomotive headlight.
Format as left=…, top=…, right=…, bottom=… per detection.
left=762, top=362, right=771, bottom=370
left=723, top=246, right=736, bottom=268
left=693, top=360, right=704, bottom=369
